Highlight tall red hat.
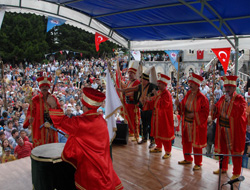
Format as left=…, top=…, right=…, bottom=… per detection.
left=188, top=73, right=203, bottom=86
left=37, top=76, right=52, bottom=88
left=128, top=60, right=139, bottom=74
left=157, top=73, right=170, bottom=86
left=221, top=76, right=237, bottom=87
left=81, top=87, right=106, bottom=109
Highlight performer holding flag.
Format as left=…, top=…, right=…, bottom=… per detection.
left=117, top=60, right=141, bottom=142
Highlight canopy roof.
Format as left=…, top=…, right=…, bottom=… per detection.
left=1, top=0, right=250, bottom=50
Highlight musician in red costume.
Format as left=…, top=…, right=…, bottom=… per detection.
left=47, top=87, right=123, bottom=190
left=212, top=76, right=246, bottom=180
left=23, top=76, right=60, bottom=148
left=175, top=73, right=209, bottom=171
left=148, top=74, right=175, bottom=159
left=121, top=60, right=140, bottom=140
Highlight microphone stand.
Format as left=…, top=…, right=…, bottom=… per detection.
left=185, top=153, right=247, bottom=190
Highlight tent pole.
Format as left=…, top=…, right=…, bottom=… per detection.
left=128, top=41, right=131, bottom=61
left=234, top=37, right=239, bottom=76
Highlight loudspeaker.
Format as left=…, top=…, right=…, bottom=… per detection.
left=113, top=123, right=129, bottom=144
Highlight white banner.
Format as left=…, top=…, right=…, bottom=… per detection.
left=0, top=9, right=5, bottom=29
left=131, top=50, right=141, bottom=61
left=105, top=70, right=122, bottom=142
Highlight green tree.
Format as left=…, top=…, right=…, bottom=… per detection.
left=0, top=13, right=120, bottom=63
left=0, top=13, right=48, bottom=64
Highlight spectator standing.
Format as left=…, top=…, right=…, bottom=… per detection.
left=206, top=116, right=216, bottom=157
left=214, top=85, right=223, bottom=103
left=244, top=87, right=250, bottom=101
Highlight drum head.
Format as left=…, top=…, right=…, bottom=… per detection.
left=31, top=143, right=65, bottom=159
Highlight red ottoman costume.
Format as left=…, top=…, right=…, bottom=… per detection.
left=23, top=76, right=60, bottom=148
left=49, top=88, right=123, bottom=190
left=149, top=74, right=175, bottom=155
left=179, top=73, right=209, bottom=166
left=213, top=76, right=246, bottom=176
left=123, top=61, right=140, bottom=138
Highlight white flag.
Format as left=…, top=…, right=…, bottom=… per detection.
left=0, top=9, right=5, bottom=29
left=105, top=70, right=122, bottom=142
left=131, top=51, right=141, bottom=61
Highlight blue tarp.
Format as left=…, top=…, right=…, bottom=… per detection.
left=43, top=0, right=250, bottom=41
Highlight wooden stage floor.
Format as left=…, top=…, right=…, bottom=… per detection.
left=112, top=139, right=250, bottom=190
left=1, top=139, right=249, bottom=190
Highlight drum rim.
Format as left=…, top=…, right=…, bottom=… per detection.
left=30, top=154, right=62, bottom=163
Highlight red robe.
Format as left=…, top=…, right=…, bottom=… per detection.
left=213, top=92, right=246, bottom=155
left=23, top=92, right=60, bottom=147
left=149, top=89, right=175, bottom=141
left=49, top=109, right=123, bottom=190
left=124, top=79, right=140, bottom=136
left=179, top=90, right=209, bottom=148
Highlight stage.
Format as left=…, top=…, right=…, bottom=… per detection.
left=1, top=139, right=250, bottom=190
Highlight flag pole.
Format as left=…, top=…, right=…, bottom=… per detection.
left=176, top=56, right=181, bottom=101
left=1, top=60, right=7, bottom=110
left=211, top=58, right=217, bottom=116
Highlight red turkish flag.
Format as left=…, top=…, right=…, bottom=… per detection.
left=95, top=32, right=108, bottom=52
left=60, top=50, right=63, bottom=55
left=211, top=47, right=231, bottom=74
left=80, top=53, right=83, bottom=57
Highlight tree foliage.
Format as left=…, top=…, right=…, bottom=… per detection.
left=0, top=13, right=48, bottom=63
left=0, top=13, right=119, bottom=64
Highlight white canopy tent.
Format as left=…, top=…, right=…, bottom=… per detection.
left=130, top=37, right=250, bottom=51
left=1, top=0, right=250, bottom=75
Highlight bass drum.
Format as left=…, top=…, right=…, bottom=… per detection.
left=31, top=143, right=76, bottom=190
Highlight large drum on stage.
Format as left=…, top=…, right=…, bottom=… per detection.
left=31, top=143, right=76, bottom=190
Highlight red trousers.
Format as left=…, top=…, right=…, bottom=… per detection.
left=125, top=104, right=140, bottom=137
left=219, top=129, right=242, bottom=175
left=155, top=139, right=172, bottom=154
left=183, top=141, right=203, bottom=166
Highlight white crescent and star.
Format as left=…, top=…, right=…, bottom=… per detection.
left=98, top=36, right=103, bottom=42
left=218, top=51, right=227, bottom=62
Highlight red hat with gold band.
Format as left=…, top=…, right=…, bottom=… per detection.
left=128, top=60, right=139, bottom=74
left=188, top=73, right=203, bottom=86
left=37, top=76, right=52, bottom=88
left=157, top=73, right=170, bottom=86
left=221, top=76, right=238, bottom=87
left=81, top=87, right=106, bottom=109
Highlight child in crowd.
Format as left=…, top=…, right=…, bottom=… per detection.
left=20, top=129, right=29, bottom=142
left=1, top=147, right=16, bottom=163
left=4, top=120, right=14, bottom=139
left=1, top=139, right=13, bottom=156
left=13, top=117, right=22, bottom=131
left=8, top=129, right=19, bottom=154
left=174, top=110, right=181, bottom=136
left=0, top=131, right=6, bottom=144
